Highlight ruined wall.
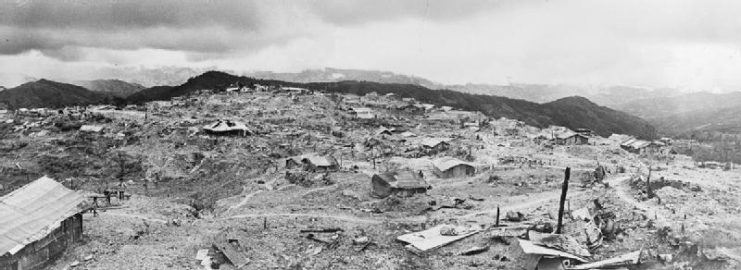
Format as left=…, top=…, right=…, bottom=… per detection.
left=438, top=165, right=475, bottom=179
left=0, top=213, right=83, bottom=270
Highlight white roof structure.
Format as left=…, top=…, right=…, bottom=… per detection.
left=433, top=157, right=474, bottom=172
left=203, top=120, right=251, bottom=134
left=0, top=177, right=86, bottom=255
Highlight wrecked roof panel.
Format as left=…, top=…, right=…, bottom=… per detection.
left=397, top=225, right=481, bottom=252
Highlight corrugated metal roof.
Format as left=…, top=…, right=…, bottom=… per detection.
left=433, top=157, right=473, bottom=172
left=620, top=138, right=637, bottom=147
left=393, top=170, right=430, bottom=189
left=0, top=176, right=86, bottom=256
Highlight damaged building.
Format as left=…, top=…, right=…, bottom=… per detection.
left=371, top=170, right=431, bottom=198
left=555, top=132, right=589, bottom=145
left=203, top=120, right=251, bottom=136
left=286, top=155, right=339, bottom=172
left=0, top=176, right=87, bottom=270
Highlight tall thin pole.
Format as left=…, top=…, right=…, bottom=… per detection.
left=495, top=206, right=500, bottom=227
left=556, top=167, right=570, bottom=234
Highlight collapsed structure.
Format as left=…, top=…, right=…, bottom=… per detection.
left=0, top=177, right=87, bottom=270
left=285, top=154, right=339, bottom=172
left=203, top=120, right=251, bottom=136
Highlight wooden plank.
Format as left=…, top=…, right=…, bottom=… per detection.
left=517, top=239, right=587, bottom=262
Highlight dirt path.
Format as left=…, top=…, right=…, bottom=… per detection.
left=97, top=211, right=168, bottom=224
left=228, top=190, right=264, bottom=211
left=220, top=174, right=677, bottom=229
left=301, top=184, right=337, bottom=196
left=604, top=174, right=670, bottom=227
left=458, top=187, right=585, bottom=220
left=222, top=212, right=426, bottom=224
left=222, top=185, right=582, bottom=225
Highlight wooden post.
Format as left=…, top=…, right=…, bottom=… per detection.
left=495, top=206, right=500, bottom=227
left=647, top=167, right=653, bottom=198
left=556, top=167, right=570, bottom=234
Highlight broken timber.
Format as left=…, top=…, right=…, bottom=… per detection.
left=557, top=167, right=570, bottom=234
left=213, top=243, right=250, bottom=269
left=568, top=250, right=641, bottom=269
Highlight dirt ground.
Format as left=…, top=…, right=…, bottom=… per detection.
left=1, top=91, right=740, bottom=269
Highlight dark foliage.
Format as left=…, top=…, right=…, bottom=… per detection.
left=0, top=79, right=118, bottom=109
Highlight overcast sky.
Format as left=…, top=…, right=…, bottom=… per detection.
left=2, top=0, right=741, bottom=91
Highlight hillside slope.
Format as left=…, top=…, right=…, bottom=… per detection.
left=129, top=71, right=656, bottom=138
left=543, top=96, right=657, bottom=139
left=77, top=79, right=145, bottom=98
left=0, top=79, right=113, bottom=109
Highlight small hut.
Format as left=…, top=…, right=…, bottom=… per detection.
left=433, top=158, right=475, bottom=178
left=371, top=170, right=430, bottom=198
left=555, top=132, right=589, bottom=145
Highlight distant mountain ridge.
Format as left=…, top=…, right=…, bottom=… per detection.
left=130, top=71, right=656, bottom=139
left=248, top=68, right=683, bottom=107
left=247, top=68, right=438, bottom=88
left=612, top=91, right=741, bottom=136
left=0, top=79, right=114, bottom=109
left=77, top=79, right=145, bottom=98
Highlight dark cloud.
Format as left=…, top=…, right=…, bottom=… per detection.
left=0, top=27, right=66, bottom=55
left=0, top=0, right=508, bottom=59
left=0, top=0, right=279, bottom=58
left=0, top=0, right=263, bottom=31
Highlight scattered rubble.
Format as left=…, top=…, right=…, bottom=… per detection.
left=0, top=86, right=737, bottom=269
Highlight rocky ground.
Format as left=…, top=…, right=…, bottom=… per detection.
left=1, top=90, right=739, bottom=269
